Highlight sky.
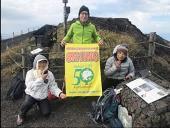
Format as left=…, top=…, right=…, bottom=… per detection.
left=1, top=0, right=170, bottom=41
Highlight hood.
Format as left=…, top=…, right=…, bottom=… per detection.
left=33, top=54, right=49, bottom=70
left=113, top=44, right=128, bottom=55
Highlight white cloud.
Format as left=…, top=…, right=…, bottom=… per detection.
left=1, top=0, right=170, bottom=40
left=141, top=0, right=170, bottom=15
left=100, top=0, right=170, bottom=39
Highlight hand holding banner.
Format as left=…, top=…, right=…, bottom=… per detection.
left=65, top=44, right=102, bottom=96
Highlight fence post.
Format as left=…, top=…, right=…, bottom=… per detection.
left=148, top=42, right=155, bottom=56
left=148, top=32, right=156, bottom=56
left=21, top=48, right=26, bottom=80
left=148, top=32, right=156, bottom=71
left=115, top=25, right=117, bottom=32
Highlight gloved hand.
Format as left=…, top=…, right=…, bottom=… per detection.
left=114, top=60, right=121, bottom=70
left=98, top=39, right=104, bottom=46
left=61, top=39, right=66, bottom=47
left=34, top=69, right=43, bottom=78
left=125, top=74, right=132, bottom=80
left=34, top=69, right=48, bottom=81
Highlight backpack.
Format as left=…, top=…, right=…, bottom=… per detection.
left=90, top=88, right=123, bottom=128
left=6, top=73, right=26, bottom=101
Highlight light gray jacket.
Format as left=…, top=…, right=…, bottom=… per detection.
left=25, top=54, right=62, bottom=100
left=104, top=56, right=135, bottom=80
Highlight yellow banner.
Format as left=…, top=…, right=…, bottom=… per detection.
left=65, top=44, right=102, bottom=96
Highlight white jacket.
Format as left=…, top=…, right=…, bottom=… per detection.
left=25, top=54, right=62, bottom=100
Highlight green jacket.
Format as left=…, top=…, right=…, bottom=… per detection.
left=63, top=21, right=101, bottom=44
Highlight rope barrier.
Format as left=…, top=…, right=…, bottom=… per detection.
left=100, top=41, right=149, bottom=49
left=7, top=47, right=22, bottom=56
left=154, top=42, right=170, bottom=49
left=49, top=52, right=64, bottom=54
left=132, top=56, right=152, bottom=59
left=151, top=71, right=167, bottom=81
left=3, top=40, right=170, bottom=82
left=50, top=66, right=64, bottom=68
left=7, top=54, right=23, bottom=68
left=133, top=41, right=147, bottom=45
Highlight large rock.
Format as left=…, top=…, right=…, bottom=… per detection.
left=119, top=75, right=170, bottom=127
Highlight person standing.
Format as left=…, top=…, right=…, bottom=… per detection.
left=61, top=5, right=103, bottom=46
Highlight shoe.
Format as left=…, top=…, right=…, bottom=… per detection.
left=16, top=115, right=24, bottom=126
left=114, top=88, right=122, bottom=94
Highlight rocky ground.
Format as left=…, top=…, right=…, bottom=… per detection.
left=119, top=75, right=170, bottom=127
left=1, top=79, right=103, bottom=128
left=1, top=56, right=170, bottom=127
left=1, top=74, right=170, bottom=128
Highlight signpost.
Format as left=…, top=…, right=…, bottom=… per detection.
left=62, top=0, right=70, bottom=36
left=126, top=78, right=168, bottom=104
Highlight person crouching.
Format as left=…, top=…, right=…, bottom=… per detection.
left=102, top=44, right=135, bottom=90
left=17, top=54, right=66, bottom=126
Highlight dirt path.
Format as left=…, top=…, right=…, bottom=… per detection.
left=1, top=80, right=102, bottom=127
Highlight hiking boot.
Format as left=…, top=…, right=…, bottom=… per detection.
left=16, top=115, right=24, bottom=126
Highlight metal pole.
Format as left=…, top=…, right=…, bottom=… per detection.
left=21, top=48, right=26, bottom=80
left=21, top=30, right=23, bottom=35
left=64, top=2, right=67, bottom=36
left=12, top=32, right=14, bottom=43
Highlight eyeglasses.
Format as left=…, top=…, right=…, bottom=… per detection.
left=80, top=12, right=88, bottom=15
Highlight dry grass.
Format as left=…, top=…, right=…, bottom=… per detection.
left=55, top=28, right=148, bottom=62
left=1, top=64, right=21, bottom=81
left=2, top=29, right=168, bottom=82
left=98, top=30, right=147, bottom=61
left=1, top=41, right=32, bottom=80
left=1, top=42, right=31, bottom=63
